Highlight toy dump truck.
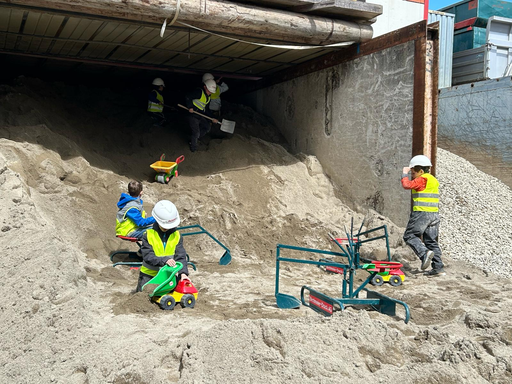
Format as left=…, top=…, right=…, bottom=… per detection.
left=142, top=263, right=198, bottom=310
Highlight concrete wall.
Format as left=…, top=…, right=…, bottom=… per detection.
left=246, top=41, right=417, bottom=226
left=372, top=0, right=423, bottom=38
left=438, top=76, right=512, bottom=187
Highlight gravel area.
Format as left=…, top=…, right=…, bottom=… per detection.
left=437, top=147, right=512, bottom=278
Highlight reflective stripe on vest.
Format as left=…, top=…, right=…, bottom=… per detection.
left=210, top=86, right=220, bottom=100
left=140, top=229, right=180, bottom=276
left=412, top=173, right=439, bottom=212
left=147, top=90, right=164, bottom=113
left=115, top=202, right=147, bottom=236
left=192, top=90, right=210, bottom=111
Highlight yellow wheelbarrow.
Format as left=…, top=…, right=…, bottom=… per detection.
left=150, top=154, right=185, bottom=184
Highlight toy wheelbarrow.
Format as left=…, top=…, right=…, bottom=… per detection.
left=142, top=262, right=198, bottom=310
left=150, top=154, right=185, bottom=184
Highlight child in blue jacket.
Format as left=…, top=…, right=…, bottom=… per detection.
left=115, top=181, right=155, bottom=239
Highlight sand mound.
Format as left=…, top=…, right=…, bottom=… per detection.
left=1, top=77, right=511, bottom=383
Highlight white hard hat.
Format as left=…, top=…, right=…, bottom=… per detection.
left=152, top=200, right=180, bottom=229
left=152, top=78, right=165, bottom=86
left=202, top=73, right=214, bottom=83
left=204, top=79, right=217, bottom=93
left=409, top=155, right=432, bottom=168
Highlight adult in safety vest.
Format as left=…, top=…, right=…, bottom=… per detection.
left=136, top=200, right=190, bottom=292
left=201, top=73, right=229, bottom=117
left=401, top=155, right=445, bottom=276
left=147, top=77, right=166, bottom=126
left=184, top=79, right=218, bottom=152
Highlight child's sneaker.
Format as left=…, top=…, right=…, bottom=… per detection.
left=425, top=268, right=446, bottom=277
left=420, top=250, right=434, bottom=270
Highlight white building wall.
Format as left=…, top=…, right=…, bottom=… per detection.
left=371, top=0, right=424, bottom=37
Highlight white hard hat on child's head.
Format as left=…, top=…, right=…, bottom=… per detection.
left=409, top=155, right=432, bottom=168
left=152, top=78, right=165, bottom=86
left=202, top=73, right=214, bottom=83
left=152, top=200, right=180, bottom=229
left=204, top=79, right=217, bottom=93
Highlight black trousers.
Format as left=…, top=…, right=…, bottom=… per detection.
left=188, top=115, right=210, bottom=151
left=136, top=272, right=154, bottom=292
left=148, top=111, right=166, bottom=126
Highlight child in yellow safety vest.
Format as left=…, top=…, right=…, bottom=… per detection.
left=136, top=200, right=191, bottom=292
left=115, top=181, right=155, bottom=240
left=147, top=77, right=166, bottom=126
left=401, top=155, right=445, bottom=276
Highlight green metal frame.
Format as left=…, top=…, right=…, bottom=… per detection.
left=178, top=225, right=232, bottom=265
left=111, top=225, right=230, bottom=268
left=274, top=222, right=410, bottom=323
left=110, top=239, right=142, bottom=268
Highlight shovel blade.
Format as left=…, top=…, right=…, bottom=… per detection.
left=219, top=251, right=232, bottom=265
left=276, top=293, right=301, bottom=309
left=220, top=119, right=235, bottom=134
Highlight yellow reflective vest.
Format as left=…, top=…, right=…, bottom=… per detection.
left=140, top=229, right=181, bottom=276
left=147, top=90, right=164, bottom=113
left=412, top=173, right=439, bottom=212
left=192, top=90, right=210, bottom=111
left=116, top=203, right=147, bottom=236
left=210, top=86, right=220, bottom=100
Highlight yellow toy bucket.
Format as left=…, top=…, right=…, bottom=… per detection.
left=150, top=160, right=177, bottom=173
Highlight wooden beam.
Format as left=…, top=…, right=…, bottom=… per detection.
left=0, top=0, right=374, bottom=45
left=0, top=50, right=264, bottom=79
left=291, top=0, right=382, bottom=20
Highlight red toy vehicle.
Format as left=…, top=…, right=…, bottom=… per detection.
left=365, top=261, right=405, bottom=287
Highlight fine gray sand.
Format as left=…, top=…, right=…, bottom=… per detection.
left=1, top=77, right=511, bottom=383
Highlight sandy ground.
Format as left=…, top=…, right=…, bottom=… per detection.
left=0, top=77, right=511, bottom=383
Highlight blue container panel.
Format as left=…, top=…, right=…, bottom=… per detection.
left=440, top=0, right=512, bottom=23
left=453, top=26, right=488, bottom=52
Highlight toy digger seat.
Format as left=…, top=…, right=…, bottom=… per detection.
left=110, top=235, right=143, bottom=267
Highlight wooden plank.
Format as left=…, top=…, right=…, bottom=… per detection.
left=22, top=9, right=39, bottom=34
left=5, top=8, right=23, bottom=49
left=44, top=14, right=65, bottom=36
left=181, top=56, right=232, bottom=71
left=412, top=35, right=426, bottom=159
left=291, top=0, right=382, bottom=20
left=0, top=9, right=11, bottom=49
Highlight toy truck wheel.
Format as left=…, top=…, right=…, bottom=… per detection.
left=160, top=295, right=176, bottom=310
left=181, top=294, right=196, bottom=309
left=371, top=275, right=384, bottom=286
left=389, top=275, right=402, bottom=287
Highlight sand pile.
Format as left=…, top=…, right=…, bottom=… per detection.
left=0, top=77, right=511, bottom=383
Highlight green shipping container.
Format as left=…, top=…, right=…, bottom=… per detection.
left=440, top=0, right=512, bottom=23
left=453, top=26, right=488, bottom=52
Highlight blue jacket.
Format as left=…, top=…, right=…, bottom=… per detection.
left=117, top=193, right=155, bottom=227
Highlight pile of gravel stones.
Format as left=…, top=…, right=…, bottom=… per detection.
left=437, top=148, right=512, bottom=278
